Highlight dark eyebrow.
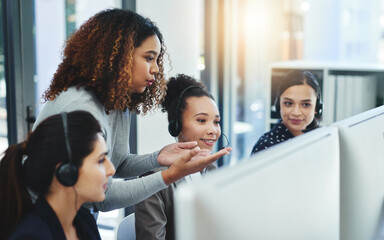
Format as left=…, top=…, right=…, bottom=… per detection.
left=282, top=97, right=313, bottom=102
left=282, top=97, right=293, bottom=101
left=98, top=150, right=109, bottom=158
left=193, top=113, right=221, bottom=118
left=145, top=50, right=158, bottom=55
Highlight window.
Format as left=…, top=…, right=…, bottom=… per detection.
left=0, top=1, right=8, bottom=154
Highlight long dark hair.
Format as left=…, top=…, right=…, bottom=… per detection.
left=43, top=9, right=167, bottom=114
left=0, top=111, right=102, bottom=239
left=275, top=70, right=322, bottom=129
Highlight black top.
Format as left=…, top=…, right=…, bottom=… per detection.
left=9, top=196, right=101, bottom=240
left=251, top=120, right=295, bottom=155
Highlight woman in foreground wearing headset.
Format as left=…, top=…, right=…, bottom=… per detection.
left=0, top=111, right=115, bottom=239
left=251, top=70, right=323, bottom=155
left=134, top=74, right=229, bottom=240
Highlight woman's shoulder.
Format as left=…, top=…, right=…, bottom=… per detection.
left=251, top=131, right=274, bottom=154
left=271, top=121, right=294, bottom=139
left=9, top=204, right=100, bottom=240
left=77, top=206, right=98, bottom=223
left=74, top=207, right=101, bottom=240
left=34, top=87, right=108, bottom=130
left=251, top=122, right=287, bottom=155
left=52, top=86, right=102, bottom=110
left=8, top=213, right=54, bottom=240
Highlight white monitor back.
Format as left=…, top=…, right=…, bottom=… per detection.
left=332, top=105, right=384, bottom=240
left=175, top=127, right=340, bottom=240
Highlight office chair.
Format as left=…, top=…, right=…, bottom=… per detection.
left=117, top=213, right=136, bottom=240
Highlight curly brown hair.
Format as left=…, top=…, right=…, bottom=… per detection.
left=43, top=9, right=167, bottom=114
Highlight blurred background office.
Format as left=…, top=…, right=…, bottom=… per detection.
left=1, top=0, right=384, bottom=239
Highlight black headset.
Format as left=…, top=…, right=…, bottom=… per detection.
left=168, top=86, right=204, bottom=137
left=55, top=112, right=79, bottom=187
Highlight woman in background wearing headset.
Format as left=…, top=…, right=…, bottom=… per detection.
left=0, top=111, right=115, bottom=240
left=251, top=70, right=323, bottom=155
left=134, top=74, right=229, bottom=240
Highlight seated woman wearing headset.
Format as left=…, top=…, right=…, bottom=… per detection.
left=0, top=111, right=115, bottom=240
left=134, top=74, right=231, bottom=240
left=251, top=70, right=322, bottom=155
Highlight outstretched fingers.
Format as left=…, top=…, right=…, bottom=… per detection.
left=161, top=146, right=232, bottom=185
left=209, top=147, right=232, bottom=160
left=190, top=147, right=232, bottom=171
left=157, top=141, right=199, bottom=167
left=176, top=141, right=198, bottom=149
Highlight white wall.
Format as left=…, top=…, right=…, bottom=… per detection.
left=303, top=0, right=340, bottom=61
left=35, top=0, right=122, bottom=113
left=75, top=0, right=121, bottom=27
left=35, top=0, right=66, bottom=112
left=304, top=0, right=381, bottom=62
left=136, top=0, right=202, bottom=154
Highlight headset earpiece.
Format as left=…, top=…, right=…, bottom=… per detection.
left=55, top=112, right=78, bottom=187
left=168, top=119, right=181, bottom=138
left=315, top=100, right=323, bottom=118
left=274, top=97, right=281, bottom=118
left=56, top=163, right=78, bottom=187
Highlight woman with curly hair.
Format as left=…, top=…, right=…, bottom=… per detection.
left=33, top=9, right=231, bottom=213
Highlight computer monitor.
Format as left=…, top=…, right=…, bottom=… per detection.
left=175, top=127, right=340, bottom=240
left=332, top=105, right=384, bottom=240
